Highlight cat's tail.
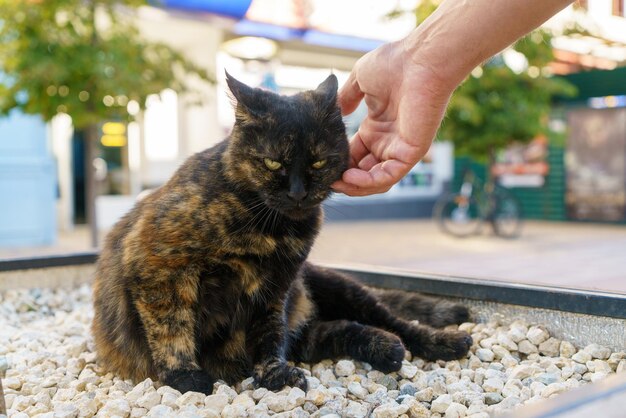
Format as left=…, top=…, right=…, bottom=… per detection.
left=368, top=287, right=470, bottom=328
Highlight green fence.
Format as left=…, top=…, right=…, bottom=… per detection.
left=453, top=145, right=567, bottom=221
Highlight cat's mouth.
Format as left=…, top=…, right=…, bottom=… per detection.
left=264, top=198, right=320, bottom=220
left=281, top=204, right=318, bottom=220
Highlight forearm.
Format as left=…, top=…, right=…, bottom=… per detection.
left=250, top=304, right=289, bottom=365
left=405, top=0, right=574, bottom=91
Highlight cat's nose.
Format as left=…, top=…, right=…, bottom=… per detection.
left=287, top=189, right=308, bottom=202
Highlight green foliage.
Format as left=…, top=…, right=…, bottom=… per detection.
left=0, top=0, right=212, bottom=128
left=409, top=1, right=577, bottom=161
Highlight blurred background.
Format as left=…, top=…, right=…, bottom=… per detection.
left=0, top=0, right=625, bottom=292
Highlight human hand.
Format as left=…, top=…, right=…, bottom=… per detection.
left=332, top=40, right=454, bottom=196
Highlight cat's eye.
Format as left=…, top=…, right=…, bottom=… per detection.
left=312, top=159, right=327, bottom=169
left=264, top=158, right=282, bottom=171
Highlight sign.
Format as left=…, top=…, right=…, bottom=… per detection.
left=492, top=137, right=550, bottom=188
left=565, top=108, right=626, bottom=221
left=159, top=0, right=253, bottom=18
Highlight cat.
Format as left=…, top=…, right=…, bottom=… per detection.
left=92, top=72, right=472, bottom=395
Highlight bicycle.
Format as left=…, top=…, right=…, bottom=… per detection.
left=433, top=167, right=523, bottom=238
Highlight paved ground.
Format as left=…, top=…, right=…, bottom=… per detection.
left=1, top=220, right=625, bottom=294
left=309, top=220, right=626, bottom=294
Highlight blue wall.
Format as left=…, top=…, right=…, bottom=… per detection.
left=0, top=110, right=56, bottom=248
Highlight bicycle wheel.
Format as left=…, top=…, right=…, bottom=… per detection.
left=491, top=191, right=523, bottom=238
left=433, top=193, right=483, bottom=238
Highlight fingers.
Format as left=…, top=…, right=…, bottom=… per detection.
left=347, top=132, right=371, bottom=169
left=332, top=160, right=412, bottom=197
left=338, top=70, right=364, bottom=116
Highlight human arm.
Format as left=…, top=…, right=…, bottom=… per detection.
left=333, top=0, right=574, bottom=196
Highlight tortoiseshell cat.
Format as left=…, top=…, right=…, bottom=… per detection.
left=92, top=73, right=472, bottom=395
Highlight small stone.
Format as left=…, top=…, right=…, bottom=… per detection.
left=345, top=400, right=369, bottom=418
left=147, top=405, right=175, bottom=417
left=591, top=372, right=610, bottom=382
left=517, top=340, right=538, bottom=355
left=253, top=387, right=269, bottom=401
left=584, top=344, right=611, bottom=360
left=475, top=349, right=494, bottom=362
left=260, top=393, right=287, bottom=413
left=608, top=352, right=626, bottom=369
left=446, top=381, right=469, bottom=395
left=160, top=391, right=178, bottom=408
left=221, top=404, right=247, bottom=418
left=538, top=338, right=560, bottom=357
left=491, top=345, right=510, bottom=360
left=617, top=360, right=626, bottom=373
left=404, top=398, right=431, bottom=418
left=535, top=373, right=559, bottom=385
left=232, top=393, right=255, bottom=409
left=530, top=382, right=546, bottom=397
left=560, top=341, right=577, bottom=358
left=484, top=393, right=503, bottom=405
left=348, top=382, right=369, bottom=400
left=591, top=360, right=612, bottom=374
left=541, top=383, right=568, bottom=398
left=4, top=377, right=22, bottom=390
left=561, top=367, right=574, bottom=379
left=507, top=327, right=526, bottom=343
left=371, top=402, right=409, bottom=418
left=241, top=377, right=255, bottom=391
left=399, top=383, right=418, bottom=397
left=399, top=361, right=418, bottom=379
left=98, top=398, right=131, bottom=418
left=445, top=402, right=468, bottom=418
left=452, top=390, right=483, bottom=407
left=526, top=327, right=548, bottom=346
left=483, top=378, right=504, bottom=393
left=572, top=351, right=592, bottom=364
left=479, top=337, right=496, bottom=349
left=431, top=394, right=453, bottom=414
left=459, top=323, right=475, bottom=333
left=496, top=335, right=518, bottom=352
left=500, top=355, right=518, bottom=369
left=136, top=391, right=161, bottom=410
left=215, top=384, right=237, bottom=402
left=130, top=407, right=149, bottom=418
left=335, top=360, right=356, bottom=377
left=176, top=391, right=205, bottom=408
left=379, top=375, right=399, bottom=391
left=415, top=387, right=434, bottom=402
left=286, top=387, right=306, bottom=410
left=204, top=393, right=229, bottom=413
left=499, top=396, right=521, bottom=409
left=53, top=403, right=79, bottom=418
left=305, top=388, right=328, bottom=406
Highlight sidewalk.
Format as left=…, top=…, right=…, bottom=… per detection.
left=1, top=220, right=625, bottom=294
left=309, top=220, right=626, bottom=294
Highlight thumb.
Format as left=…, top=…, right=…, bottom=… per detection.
left=338, top=70, right=363, bottom=116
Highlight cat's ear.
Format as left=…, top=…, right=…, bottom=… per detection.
left=314, top=74, right=339, bottom=109
left=225, top=71, right=269, bottom=123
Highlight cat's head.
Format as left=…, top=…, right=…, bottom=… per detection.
left=225, top=72, right=349, bottom=220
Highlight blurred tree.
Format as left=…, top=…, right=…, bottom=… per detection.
left=390, top=1, right=576, bottom=164
left=0, top=0, right=212, bottom=247
left=441, top=30, right=576, bottom=162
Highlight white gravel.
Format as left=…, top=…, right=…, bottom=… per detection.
left=1, top=285, right=625, bottom=418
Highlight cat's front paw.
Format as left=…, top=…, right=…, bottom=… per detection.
left=254, top=360, right=308, bottom=392
left=162, top=369, right=215, bottom=395
left=407, top=329, right=472, bottom=361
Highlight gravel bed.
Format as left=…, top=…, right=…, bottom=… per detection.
left=1, top=285, right=625, bottom=418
